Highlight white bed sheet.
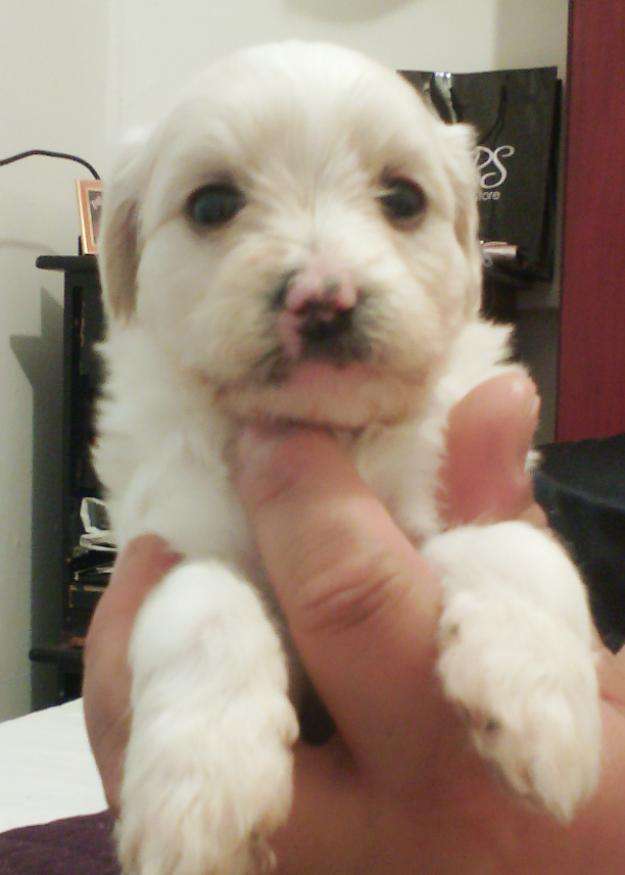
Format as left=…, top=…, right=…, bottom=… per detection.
left=0, top=698, right=106, bottom=832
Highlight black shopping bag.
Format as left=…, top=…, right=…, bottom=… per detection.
left=401, top=68, right=561, bottom=282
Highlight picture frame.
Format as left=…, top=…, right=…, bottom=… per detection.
left=76, top=179, right=103, bottom=254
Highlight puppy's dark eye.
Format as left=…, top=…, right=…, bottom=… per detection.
left=187, top=183, right=245, bottom=226
left=379, top=178, right=426, bottom=224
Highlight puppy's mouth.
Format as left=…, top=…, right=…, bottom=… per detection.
left=210, top=276, right=425, bottom=428
left=254, top=283, right=375, bottom=385
left=211, top=308, right=424, bottom=429
left=254, top=324, right=373, bottom=385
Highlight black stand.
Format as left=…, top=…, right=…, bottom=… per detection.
left=30, top=256, right=108, bottom=702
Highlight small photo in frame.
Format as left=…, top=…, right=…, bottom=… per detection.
left=76, top=179, right=103, bottom=254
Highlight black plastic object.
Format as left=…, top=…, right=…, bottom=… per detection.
left=534, top=434, right=625, bottom=652
left=402, top=68, right=560, bottom=283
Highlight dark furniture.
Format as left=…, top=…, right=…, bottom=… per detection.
left=536, top=434, right=625, bottom=652
left=30, top=255, right=109, bottom=702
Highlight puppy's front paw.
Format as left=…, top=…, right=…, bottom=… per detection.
left=117, top=692, right=298, bottom=875
left=115, top=561, right=299, bottom=875
left=437, top=590, right=601, bottom=822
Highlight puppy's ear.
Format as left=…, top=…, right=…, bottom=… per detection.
left=439, top=122, right=483, bottom=315
left=99, top=128, right=151, bottom=322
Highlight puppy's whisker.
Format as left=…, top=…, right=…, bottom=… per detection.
left=252, top=347, right=291, bottom=384
left=269, top=270, right=299, bottom=311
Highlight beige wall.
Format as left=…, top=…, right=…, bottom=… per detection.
left=0, top=1, right=109, bottom=719
left=107, top=0, right=567, bottom=138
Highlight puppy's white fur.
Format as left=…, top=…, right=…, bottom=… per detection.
left=95, top=42, right=600, bottom=875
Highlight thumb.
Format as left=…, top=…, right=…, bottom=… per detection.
left=235, top=425, right=443, bottom=769
left=440, top=372, right=541, bottom=525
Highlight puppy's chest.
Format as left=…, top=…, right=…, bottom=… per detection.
left=352, top=421, right=445, bottom=542
left=127, top=418, right=444, bottom=567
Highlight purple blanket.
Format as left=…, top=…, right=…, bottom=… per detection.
left=0, top=812, right=120, bottom=875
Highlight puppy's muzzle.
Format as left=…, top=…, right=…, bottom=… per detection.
left=274, top=267, right=367, bottom=364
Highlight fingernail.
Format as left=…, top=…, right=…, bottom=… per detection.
left=124, top=533, right=180, bottom=562
left=508, top=374, right=538, bottom=414
left=525, top=389, right=541, bottom=422
left=139, top=532, right=182, bottom=563
left=517, top=390, right=541, bottom=468
left=112, top=535, right=182, bottom=585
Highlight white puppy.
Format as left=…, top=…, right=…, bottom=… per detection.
left=95, top=41, right=600, bottom=875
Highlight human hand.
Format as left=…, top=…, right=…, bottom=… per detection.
left=235, top=376, right=625, bottom=873
left=83, top=372, right=625, bottom=872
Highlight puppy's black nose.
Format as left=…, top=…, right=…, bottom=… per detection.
left=298, top=298, right=354, bottom=349
left=275, top=266, right=365, bottom=362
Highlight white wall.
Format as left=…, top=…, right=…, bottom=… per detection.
left=0, top=0, right=568, bottom=719
left=108, top=0, right=568, bottom=138
left=0, top=1, right=109, bottom=719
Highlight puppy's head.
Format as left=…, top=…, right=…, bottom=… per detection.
left=100, top=42, right=482, bottom=428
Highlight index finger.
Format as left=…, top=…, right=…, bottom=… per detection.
left=236, top=427, right=444, bottom=774
left=85, top=535, right=181, bottom=665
